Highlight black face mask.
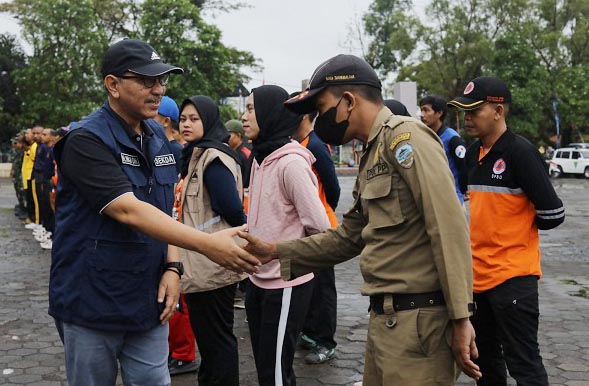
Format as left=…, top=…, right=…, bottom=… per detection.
left=314, top=96, right=352, bottom=145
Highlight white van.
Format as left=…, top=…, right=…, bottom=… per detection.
left=549, top=147, right=589, bottom=178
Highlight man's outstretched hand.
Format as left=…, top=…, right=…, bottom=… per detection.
left=238, top=231, right=278, bottom=265
left=205, top=225, right=261, bottom=274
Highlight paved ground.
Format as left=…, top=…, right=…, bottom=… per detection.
left=0, top=175, right=588, bottom=386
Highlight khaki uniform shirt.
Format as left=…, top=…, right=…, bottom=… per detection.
left=278, top=107, right=473, bottom=320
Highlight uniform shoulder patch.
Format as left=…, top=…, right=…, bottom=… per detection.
left=395, top=143, right=414, bottom=169
left=389, top=132, right=411, bottom=151
left=455, top=145, right=466, bottom=159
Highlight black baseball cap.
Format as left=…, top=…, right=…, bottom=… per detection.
left=284, top=54, right=382, bottom=114
left=447, top=76, right=511, bottom=110
left=101, top=38, right=183, bottom=79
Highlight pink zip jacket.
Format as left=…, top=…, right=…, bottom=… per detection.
left=248, top=141, right=331, bottom=289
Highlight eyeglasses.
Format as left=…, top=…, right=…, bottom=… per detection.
left=117, top=74, right=170, bottom=88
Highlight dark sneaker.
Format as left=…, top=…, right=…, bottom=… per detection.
left=298, top=333, right=318, bottom=350
left=168, top=358, right=199, bottom=376
left=305, top=345, right=336, bottom=364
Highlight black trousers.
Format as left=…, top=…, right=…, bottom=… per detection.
left=36, top=179, right=54, bottom=232
left=25, top=179, right=39, bottom=223
left=302, top=267, right=337, bottom=349
left=184, top=283, right=239, bottom=386
left=246, top=280, right=314, bottom=386
left=471, top=275, right=548, bottom=386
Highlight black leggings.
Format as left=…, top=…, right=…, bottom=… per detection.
left=246, top=280, right=314, bottom=386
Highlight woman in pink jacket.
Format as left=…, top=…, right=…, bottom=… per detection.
left=241, top=85, right=330, bottom=386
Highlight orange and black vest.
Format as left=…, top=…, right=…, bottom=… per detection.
left=466, top=128, right=564, bottom=292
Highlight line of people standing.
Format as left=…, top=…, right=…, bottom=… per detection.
left=10, top=125, right=67, bottom=250
left=240, top=54, right=565, bottom=386
left=163, top=86, right=342, bottom=385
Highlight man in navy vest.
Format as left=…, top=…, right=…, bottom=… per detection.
left=420, top=95, right=468, bottom=204
left=50, top=38, right=259, bottom=386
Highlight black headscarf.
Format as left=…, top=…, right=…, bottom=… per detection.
left=384, top=99, right=411, bottom=117
left=179, top=95, right=240, bottom=178
left=250, top=85, right=304, bottom=164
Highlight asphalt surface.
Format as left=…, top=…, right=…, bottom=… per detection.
left=0, top=175, right=588, bottom=386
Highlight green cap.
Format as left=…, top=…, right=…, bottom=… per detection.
left=225, top=119, right=244, bottom=135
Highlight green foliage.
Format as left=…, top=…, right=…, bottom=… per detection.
left=7, top=0, right=108, bottom=128
left=362, top=0, right=589, bottom=144
left=0, top=33, right=26, bottom=143
left=362, top=0, right=419, bottom=76
left=0, top=0, right=256, bottom=138
left=140, top=0, right=256, bottom=102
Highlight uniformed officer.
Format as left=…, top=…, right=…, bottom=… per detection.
left=240, top=54, right=481, bottom=386
left=10, top=133, right=26, bottom=219
left=49, top=38, right=259, bottom=386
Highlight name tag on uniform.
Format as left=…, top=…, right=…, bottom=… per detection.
left=367, top=163, right=389, bottom=180
left=154, top=154, right=176, bottom=167
left=121, top=153, right=140, bottom=167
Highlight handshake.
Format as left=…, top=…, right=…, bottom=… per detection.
left=203, top=225, right=278, bottom=275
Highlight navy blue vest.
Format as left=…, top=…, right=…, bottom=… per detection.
left=439, top=127, right=464, bottom=203
left=49, top=103, right=178, bottom=331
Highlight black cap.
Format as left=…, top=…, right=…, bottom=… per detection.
left=447, top=76, right=511, bottom=110
left=285, top=54, right=381, bottom=114
left=101, top=38, right=183, bottom=79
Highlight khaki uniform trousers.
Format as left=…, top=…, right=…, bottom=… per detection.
left=363, top=295, right=459, bottom=386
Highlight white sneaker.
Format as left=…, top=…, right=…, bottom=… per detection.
left=32, top=228, right=46, bottom=236
left=25, top=223, right=40, bottom=230
left=353, top=383, right=363, bottom=386
left=36, top=232, right=52, bottom=242
left=40, top=240, right=52, bottom=250
left=33, top=227, right=46, bottom=235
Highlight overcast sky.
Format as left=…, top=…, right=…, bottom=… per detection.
left=0, top=0, right=426, bottom=93
left=205, top=0, right=374, bottom=92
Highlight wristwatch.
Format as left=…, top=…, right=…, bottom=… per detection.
left=164, top=262, right=184, bottom=278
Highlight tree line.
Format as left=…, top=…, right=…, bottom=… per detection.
left=0, top=0, right=257, bottom=144
left=361, top=0, right=589, bottom=146
left=1, top=0, right=587, bottom=147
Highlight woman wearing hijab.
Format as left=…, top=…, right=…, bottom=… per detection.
left=175, top=95, right=246, bottom=386
left=241, top=85, right=330, bottom=386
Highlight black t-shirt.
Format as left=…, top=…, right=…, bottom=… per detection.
left=60, top=129, right=133, bottom=212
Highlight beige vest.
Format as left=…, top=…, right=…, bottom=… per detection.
left=179, top=147, right=247, bottom=293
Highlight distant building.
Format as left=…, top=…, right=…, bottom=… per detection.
left=221, top=83, right=250, bottom=115
left=393, top=81, right=418, bottom=117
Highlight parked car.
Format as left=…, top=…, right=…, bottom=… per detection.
left=549, top=147, right=589, bottom=178
left=567, top=143, right=589, bottom=149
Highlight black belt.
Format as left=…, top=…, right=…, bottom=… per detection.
left=370, top=291, right=445, bottom=314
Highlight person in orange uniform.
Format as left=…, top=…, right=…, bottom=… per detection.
left=291, top=103, right=341, bottom=364
left=448, top=76, right=565, bottom=386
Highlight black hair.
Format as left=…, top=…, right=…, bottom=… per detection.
left=420, top=95, right=447, bottom=122
left=329, top=84, right=383, bottom=104
left=168, top=118, right=179, bottom=131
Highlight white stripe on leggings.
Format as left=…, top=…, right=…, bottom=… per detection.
left=274, top=287, right=292, bottom=386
